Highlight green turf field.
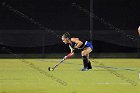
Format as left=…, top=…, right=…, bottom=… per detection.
left=0, top=59, right=140, bottom=93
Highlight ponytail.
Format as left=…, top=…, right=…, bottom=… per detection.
left=62, top=32, right=71, bottom=38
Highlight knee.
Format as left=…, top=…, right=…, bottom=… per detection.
left=81, top=51, right=87, bottom=56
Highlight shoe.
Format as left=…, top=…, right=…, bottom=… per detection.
left=81, top=67, right=89, bottom=71
left=88, top=66, right=92, bottom=69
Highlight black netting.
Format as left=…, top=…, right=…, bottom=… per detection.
left=0, top=30, right=60, bottom=47
left=93, top=30, right=139, bottom=48
left=0, top=0, right=140, bottom=57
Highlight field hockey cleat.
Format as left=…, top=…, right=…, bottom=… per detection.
left=81, top=67, right=89, bottom=71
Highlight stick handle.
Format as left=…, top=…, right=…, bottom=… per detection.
left=53, top=59, right=65, bottom=70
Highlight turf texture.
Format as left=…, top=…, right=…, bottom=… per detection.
left=0, top=59, right=140, bottom=93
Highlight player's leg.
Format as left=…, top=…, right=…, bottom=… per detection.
left=81, top=47, right=92, bottom=71
left=81, top=50, right=89, bottom=71
left=84, top=47, right=92, bottom=69
left=87, top=54, right=92, bottom=69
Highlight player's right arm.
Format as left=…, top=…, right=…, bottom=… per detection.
left=69, top=44, right=74, bottom=53
left=63, top=45, right=74, bottom=60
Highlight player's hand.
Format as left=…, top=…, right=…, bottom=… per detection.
left=73, top=48, right=79, bottom=53
left=63, top=56, right=67, bottom=60
left=63, top=52, right=74, bottom=60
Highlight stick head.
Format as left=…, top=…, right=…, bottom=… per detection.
left=48, top=67, right=54, bottom=71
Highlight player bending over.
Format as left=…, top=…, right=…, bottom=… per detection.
left=61, top=32, right=93, bottom=71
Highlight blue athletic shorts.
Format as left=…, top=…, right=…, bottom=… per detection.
left=85, top=41, right=93, bottom=50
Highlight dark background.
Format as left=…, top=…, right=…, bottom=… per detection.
left=0, top=0, right=140, bottom=57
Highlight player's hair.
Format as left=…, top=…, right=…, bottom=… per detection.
left=62, top=32, right=71, bottom=38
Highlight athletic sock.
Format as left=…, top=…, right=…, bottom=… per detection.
left=88, top=61, right=92, bottom=69
left=82, top=56, right=88, bottom=68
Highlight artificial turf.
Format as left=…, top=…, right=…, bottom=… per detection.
left=0, top=59, right=140, bottom=93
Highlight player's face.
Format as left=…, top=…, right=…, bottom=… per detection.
left=62, top=37, right=69, bottom=44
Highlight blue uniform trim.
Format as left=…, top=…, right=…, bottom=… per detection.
left=69, top=38, right=93, bottom=50
left=85, top=41, right=93, bottom=50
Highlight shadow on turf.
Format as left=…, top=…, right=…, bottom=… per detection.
left=37, top=59, right=137, bottom=71
left=37, top=59, right=138, bottom=86
left=1, top=47, right=68, bottom=87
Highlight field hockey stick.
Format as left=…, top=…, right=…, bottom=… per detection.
left=48, top=52, right=74, bottom=71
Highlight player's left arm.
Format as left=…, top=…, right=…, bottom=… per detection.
left=64, top=38, right=83, bottom=60
left=71, top=38, right=83, bottom=49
